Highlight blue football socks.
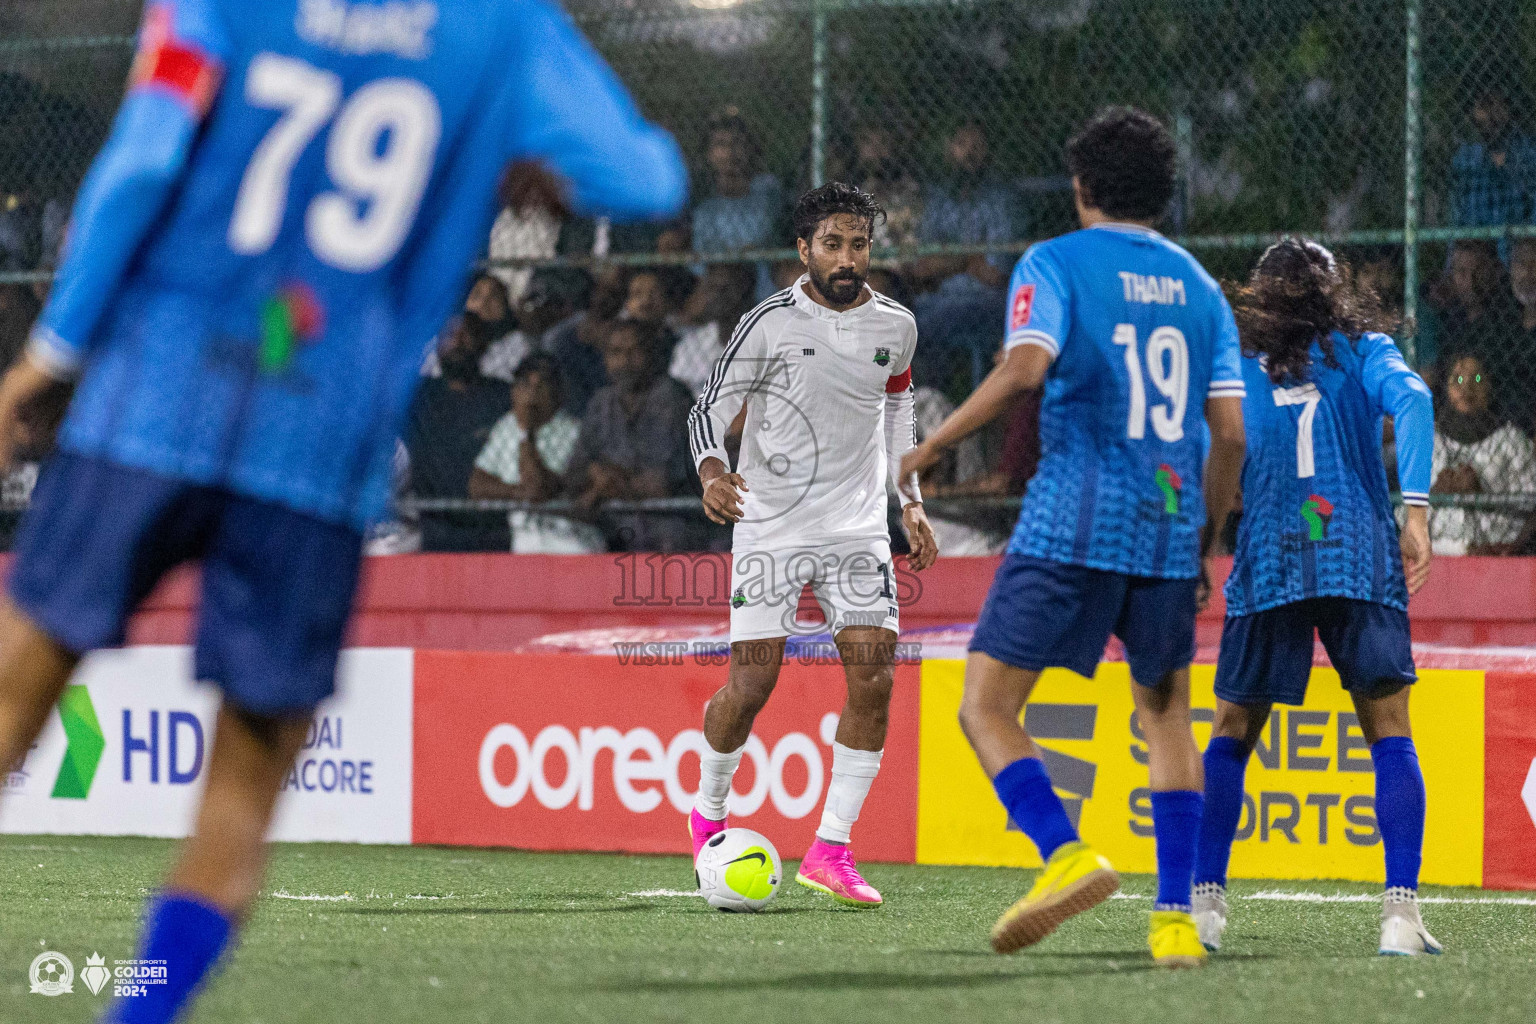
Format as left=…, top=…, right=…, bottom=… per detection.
left=107, top=892, right=234, bottom=1024
left=1194, top=736, right=1250, bottom=888
left=1151, top=789, right=1204, bottom=911
left=993, top=756, right=1079, bottom=862
left=1371, top=736, right=1426, bottom=892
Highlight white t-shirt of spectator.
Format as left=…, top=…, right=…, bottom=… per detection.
left=475, top=410, right=604, bottom=553
left=488, top=205, right=561, bottom=302
left=670, top=321, right=725, bottom=398
left=1428, top=423, right=1536, bottom=555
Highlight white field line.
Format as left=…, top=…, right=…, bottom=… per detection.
left=268, top=891, right=468, bottom=902
left=1246, top=889, right=1536, bottom=906
left=625, top=889, right=704, bottom=898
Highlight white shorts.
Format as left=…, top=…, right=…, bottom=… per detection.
left=728, top=536, right=900, bottom=642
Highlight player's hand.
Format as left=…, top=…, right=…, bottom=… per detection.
left=1401, top=505, right=1432, bottom=595
left=702, top=472, right=749, bottom=524
left=899, top=442, right=939, bottom=487
left=0, top=353, right=63, bottom=472
left=1196, top=555, right=1215, bottom=612
left=902, top=502, right=938, bottom=571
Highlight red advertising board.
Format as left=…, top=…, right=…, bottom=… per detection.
left=412, top=650, right=921, bottom=862
left=1483, top=672, right=1536, bottom=889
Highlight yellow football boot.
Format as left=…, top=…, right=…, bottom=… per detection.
left=1148, top=909, right=1207, bottom=968
left=990, top=841, right=1119, bottom=954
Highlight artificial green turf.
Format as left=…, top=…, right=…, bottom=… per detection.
left=2, top=835, right=1534, bottom=1023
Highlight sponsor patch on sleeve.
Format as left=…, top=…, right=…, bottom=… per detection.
left=1009, top=284, right=1035, bottom=331
left=130, top=4, right=221, bottom=117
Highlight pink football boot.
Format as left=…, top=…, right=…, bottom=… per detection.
left=689, top=808, right=727, bottom=859
left=795, top=839, right=883, bottom=908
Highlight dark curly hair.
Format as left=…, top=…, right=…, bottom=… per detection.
left=1230, top=237, right=1399, bottom=385
left=1064, top=106, right=1177, bottom=221
left=792, top=181, right=886, bottom=242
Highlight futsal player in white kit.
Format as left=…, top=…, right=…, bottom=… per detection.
left=685, top=182, right=938, bottom=906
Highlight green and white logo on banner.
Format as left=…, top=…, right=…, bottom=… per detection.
left=51, top=685, right=104, bottom=800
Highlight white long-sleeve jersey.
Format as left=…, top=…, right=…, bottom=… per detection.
left=689, top=276, right=920, bottom=551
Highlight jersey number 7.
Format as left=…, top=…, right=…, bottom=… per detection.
left=229, top=53, right=442, bottom=273
left=1272, top=383, right=1321, bottom=478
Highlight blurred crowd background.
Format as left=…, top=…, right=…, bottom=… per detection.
left=2, top=0, right=1536, bottom=557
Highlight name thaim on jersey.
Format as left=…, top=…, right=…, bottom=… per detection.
left=1119, top=272, right=1187, bottom=306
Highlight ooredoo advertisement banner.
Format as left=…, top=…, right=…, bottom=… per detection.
left=916, top=661, right=1486, bottom=887
left=1483, top=671, right=1536, bottom=889
left=1, top=646, right=413, bottom=844
left=410, top=650, right=921, bottom=861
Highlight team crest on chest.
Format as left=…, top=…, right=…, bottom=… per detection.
left=873, top=347, right=891, bottom=367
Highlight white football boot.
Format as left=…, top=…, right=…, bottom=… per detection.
left=1379, top=888, right=1443, bottom=956
left=1191, top=882, right=1228, bottom=952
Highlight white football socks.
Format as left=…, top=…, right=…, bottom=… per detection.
left=693, top=741, right=746, bottom=821
left=816, top=743, right=884, bottom=844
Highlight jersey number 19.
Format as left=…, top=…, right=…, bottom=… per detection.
left=229, top=53, right=442, bottom=273
left=1113, top=323, right=1189, bottom=442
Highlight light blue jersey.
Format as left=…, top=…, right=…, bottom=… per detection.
left=30, top=0, right=686, bottom=529
left=1004, top=224, right=1245, bottom=579
left=1224, top=331, right=1433, bottom=616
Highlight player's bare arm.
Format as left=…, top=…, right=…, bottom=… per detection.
left=0, top=351, right=68, bottom=471
left=900, top=343, right=1050, bottom=482
left=1400, top=504, right=1431, bottom=595
left=1199, top=394, right=1246, bottom=609
left=698, top=455, right=749, bottom=524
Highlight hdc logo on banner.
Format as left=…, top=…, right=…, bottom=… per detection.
left=411, top=651, right=920, bottom=861
left=0, top=647, right=414, bottom=844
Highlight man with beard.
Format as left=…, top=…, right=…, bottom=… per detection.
left=404, top=317, right=511, bottom=551
left=685, top=182, right=938, bottom=907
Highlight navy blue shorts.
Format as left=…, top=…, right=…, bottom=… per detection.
left=1214, top=597, right=1416, bottom=707
left=9, top=452, right=364, bottom=716
left=969, top=553, right=1199, bottom=686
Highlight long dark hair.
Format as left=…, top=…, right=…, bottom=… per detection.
left=1230, top=237, right=1398, bottom=385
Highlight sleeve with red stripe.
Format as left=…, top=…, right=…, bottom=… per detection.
left=885, top=366, right=912, bottom=394
left=129, top=3, right=222, bottom=117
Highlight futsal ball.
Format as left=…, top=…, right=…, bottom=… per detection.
left=694, top=828, right=782, bottom=912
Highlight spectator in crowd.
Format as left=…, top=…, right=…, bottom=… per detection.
left=691, top=108, right=786, bottom=299
left=621, top=266, right=693, bottom=359
left=1428, top=351, right=1536, bottom=555
left=1507, top=238, right=1536, bottom=420
left=470, top=353, right=604, bottom=553
left=567, top=319, right=696, bottom=551
left=403, top=316, right=511, bottom=551
left=1449, top=83, right=1536, bottom=230
left=852, top=124, right=923, bottom=253
left=545, top=265, right=624, bottom=419
left=907, top=121, right=1018, bottom=392
left=670, top=263, right=757, bottom=397
left=487, top=162, right=565, bottom=302
left=1424, top=240, right=1523, bottom=409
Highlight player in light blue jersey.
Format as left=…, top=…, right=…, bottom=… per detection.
left=904, top=108, right=1246, bottom=966
left=1190, top=239, right=1439, bottom=957
left=0, top=2, right=684, bottom=1021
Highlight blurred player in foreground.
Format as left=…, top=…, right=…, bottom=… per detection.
left=686, top=182, right=936, bottom=907
left=1191, top=238, right=1438, bottom=956
left=0, top=2, right=684, bottom=1021
left=903, top=108, right=1246, bottom=966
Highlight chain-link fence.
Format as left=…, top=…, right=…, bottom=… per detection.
left=2, top=1, right=1536, bottom=553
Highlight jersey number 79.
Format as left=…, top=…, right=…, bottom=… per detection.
left=229, top=53, right=443, bottom=273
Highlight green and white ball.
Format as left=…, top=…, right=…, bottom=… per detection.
left=694, top=828, right=781, bottom=912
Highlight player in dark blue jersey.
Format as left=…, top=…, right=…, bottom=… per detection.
left=0, top=2, right=684, bottom=1021
left=904, top=108, right=1246, bottom=966
left=1190, top=239, right=1439, bottom=957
